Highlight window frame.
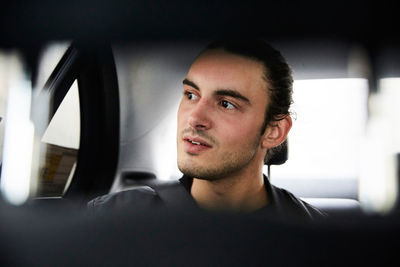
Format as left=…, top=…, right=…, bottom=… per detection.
left=38, top=42, right=120, bottom=204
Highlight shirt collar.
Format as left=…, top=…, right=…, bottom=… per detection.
left=179, top=174, right=276, bottom=209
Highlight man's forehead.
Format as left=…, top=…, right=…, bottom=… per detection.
left=186, top=49, right=268, bottom=93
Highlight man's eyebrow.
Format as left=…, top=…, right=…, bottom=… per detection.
left=182, top=78, right=199, bottom=90
left=183, top=79, right=250, bottom=103
left=215, top=89, right=250, bottom=103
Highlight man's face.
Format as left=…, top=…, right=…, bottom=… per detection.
left=177, top=49, right=269, bottom=180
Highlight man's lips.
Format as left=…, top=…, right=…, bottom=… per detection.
left=183, top=136, right=212, bottom=147
left=183, top=136, right=213, bottom=153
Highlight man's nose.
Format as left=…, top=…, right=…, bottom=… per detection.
left=188, top=100, right=212, bottom=130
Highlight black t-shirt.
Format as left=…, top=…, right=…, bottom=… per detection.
left=88, top=175, right=326, bottom=222
left=179, top=175, right=279, bottom=217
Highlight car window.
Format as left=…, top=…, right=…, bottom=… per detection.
left=0, top=43, right=82, bottom=203
left=36, top=79, right=80, bottom=197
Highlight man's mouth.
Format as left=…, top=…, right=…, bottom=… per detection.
left=183, top=136, right=213, bottom=153
left=184, top=138, right=212, bottom=147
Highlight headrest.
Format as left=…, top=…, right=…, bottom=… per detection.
left=264, top=139, right=288, bottom=166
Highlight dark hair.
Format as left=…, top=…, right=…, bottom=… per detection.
left=201, top=39, right=293, bottom=163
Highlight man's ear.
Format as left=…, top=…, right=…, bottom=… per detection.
left=261, top=115, right=292, bottom=149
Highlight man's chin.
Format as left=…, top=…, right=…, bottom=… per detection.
left=178, top=161, right=208, bottom=180
left=178, top=162, right=226, bottom=181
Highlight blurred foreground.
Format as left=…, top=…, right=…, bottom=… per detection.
left=0, top=200, right=399, bottom=266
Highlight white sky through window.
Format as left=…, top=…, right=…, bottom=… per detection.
left=267, top=78, right=369, bottom=181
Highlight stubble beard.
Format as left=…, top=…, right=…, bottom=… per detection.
left=177, top=133, right=261, bottom=181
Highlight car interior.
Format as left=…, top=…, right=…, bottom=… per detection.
left=0, top=0, right=400, bottom=265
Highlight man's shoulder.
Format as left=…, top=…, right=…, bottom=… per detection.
left=270, top=184, right=327, bottom=221
left=87, top=186, right=160, bottom=213
left=87, top=180, right=190, bottom=214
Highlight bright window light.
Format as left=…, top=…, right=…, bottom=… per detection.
left=358, top=78, right=400, bottom=214
left=0, top=54, right=34, bottom=205
left=377, top=78, right=400, bottom=153
left=41, top=80, right=80, bottom=149
left=268, top=78, right=369, bottom=181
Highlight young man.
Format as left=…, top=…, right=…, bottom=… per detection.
left=89, top=40, right=325, bottom=222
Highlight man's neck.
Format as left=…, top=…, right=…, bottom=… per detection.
left=190, top=168, right=267, bottom=213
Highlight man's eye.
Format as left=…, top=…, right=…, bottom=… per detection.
left=185, top=92, right=198, bottom=100
left=221, top=100, right=235, bottom=110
